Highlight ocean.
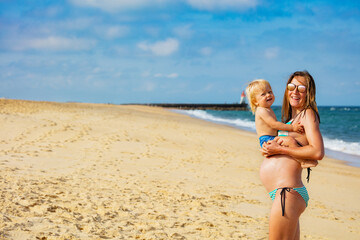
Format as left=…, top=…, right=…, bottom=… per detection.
left=176, top=106, right=360, bottom=168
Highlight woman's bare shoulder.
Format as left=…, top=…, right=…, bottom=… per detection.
left=301, top=108, right=319, bottom=123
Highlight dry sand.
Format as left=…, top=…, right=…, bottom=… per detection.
left=0, top=99, right=359, bottom=239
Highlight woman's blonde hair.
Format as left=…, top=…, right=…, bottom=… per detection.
left=246, top=79, right=271, bottom=114
left=282, top=71, right=320, bottom=123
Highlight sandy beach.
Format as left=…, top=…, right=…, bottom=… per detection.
left=0, top=99, right=359, bottom=239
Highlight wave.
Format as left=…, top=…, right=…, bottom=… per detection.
left=180, top=109, right=256, bottom=131
left=323, top=137, right=360, bottom=157
left=178, top=109, right=360, bottom=161
left=329, top=106, right=359, bottom=111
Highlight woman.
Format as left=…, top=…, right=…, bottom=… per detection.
left=260, top=71, right=324, bottom=239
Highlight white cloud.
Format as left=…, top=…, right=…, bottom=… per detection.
left=138, top=38, right=179, bottom=56
left=106, top=26, right=126, bottom=39
left=9, top=36, right=96, bottom=51
left=95, top=25, right=129, bottom=39
left=186, top=0, right=258, bottom=11
left=203, top=83, right=214, bottom=91
left=69, top=0, right=167, bottom=12
left=92, top=67, right=101, bottom=73
left=154, top=73, right=179, bottom=78
left=154, top=73, right=163, bottom=77
left=264, top=47, right=280, bottom=59
left=173, top=25, right=193, bottom=38
left=59, top=17, right=96, bottom=31
left=167, top=73, right=178, bottom=78
left=142, top=81, right=156, bottom=92
left=145, top=27, right=161, bottom=37
left=70, top=0, right=258, bottom=12
left=142, top=71, right=152, bottom=77
left=199, top=47, right=212, bottom=56
left=41, top=6, right=63, bottom=17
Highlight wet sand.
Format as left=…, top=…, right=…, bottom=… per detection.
left=0, top=99, right=359, bottom=239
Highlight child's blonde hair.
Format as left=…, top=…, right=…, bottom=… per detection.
left=246, top=79, right=271, bottom=114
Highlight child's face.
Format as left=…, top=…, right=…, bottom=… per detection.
left=254, top=85, right=275, bottom=108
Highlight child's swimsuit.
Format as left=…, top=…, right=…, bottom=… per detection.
left=269, top=186, right=309, bottom=216
left=259, top=121, right=292, bottom=147
left=259, top=135, right=275, bottom=147
left=259, top=120, right=293, bottom=147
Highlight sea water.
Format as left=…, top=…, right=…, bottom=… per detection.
left=177, top=106, right=360, bottom=168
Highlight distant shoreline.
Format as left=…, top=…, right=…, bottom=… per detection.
left=123, top=103, right=248, bottom=111
left=174, top=108, right=360, bottom=168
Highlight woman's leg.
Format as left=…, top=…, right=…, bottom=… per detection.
left=294, top=221, right=300, bottom=240
left=268, top=189, right=306, bottom=240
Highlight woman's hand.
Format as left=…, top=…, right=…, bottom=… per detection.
left=261, top=136, right=301, bottom=157
left=261, top=140, right=282, bottom=157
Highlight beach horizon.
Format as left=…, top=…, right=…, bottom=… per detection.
left=1, top=98, right=359, bottom=239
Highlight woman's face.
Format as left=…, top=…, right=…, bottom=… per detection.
left=287, top=76, right=307, bottom=110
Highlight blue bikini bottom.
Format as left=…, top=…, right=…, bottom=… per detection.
left=269, top=186, right=309, bottom=216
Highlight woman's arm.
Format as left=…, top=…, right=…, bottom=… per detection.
left=268, top=136, right=319, bottom=168
left=261, top=109, right=324, bottom=160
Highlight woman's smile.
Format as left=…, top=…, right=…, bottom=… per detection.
left=288, top=77, right=306, bottom=109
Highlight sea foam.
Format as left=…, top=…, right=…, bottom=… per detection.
left=181, top=109, right=256, bottom=131
left=323, top=137, right=360, bottom=157
left=177, top=109, right=360, bottom=166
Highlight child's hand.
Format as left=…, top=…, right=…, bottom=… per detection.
left=293, top=122, right=304, bottom=134
left=274, top=136, right=298, bottom=147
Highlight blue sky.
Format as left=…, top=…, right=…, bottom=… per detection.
left=0, top=0, right=359, bottom=106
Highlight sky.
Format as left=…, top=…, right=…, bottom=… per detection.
left=0, top=0, right=359, bottom=106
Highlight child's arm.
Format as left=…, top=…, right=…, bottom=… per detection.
left=257, top=108, right=304, bottom=133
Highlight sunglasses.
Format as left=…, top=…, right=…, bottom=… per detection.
left=287, top=83, right=306, bottom=93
